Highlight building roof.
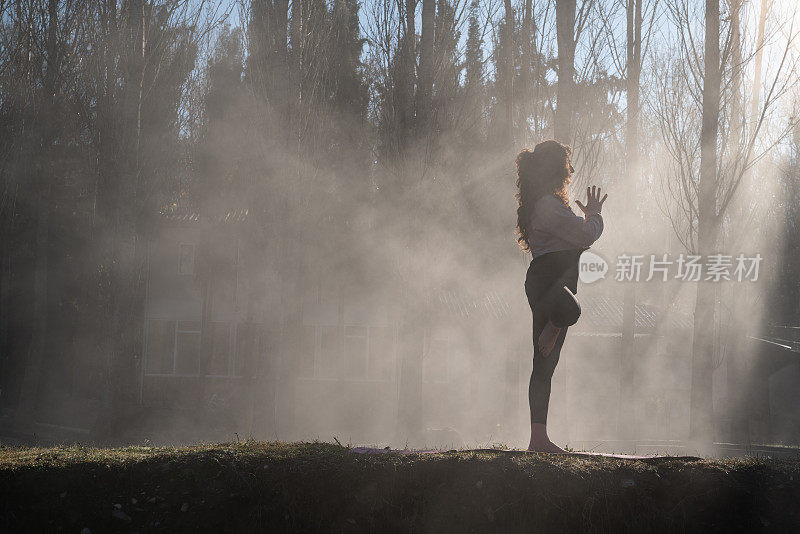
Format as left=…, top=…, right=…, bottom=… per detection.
left=572, top=295, right=693, bottom=334
left=430, top=290, right=692, bottom=334
left=432, top=290, right=513, bottom=320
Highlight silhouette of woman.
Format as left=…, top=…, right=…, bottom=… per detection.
left=515, top=140, right=607, bottom=453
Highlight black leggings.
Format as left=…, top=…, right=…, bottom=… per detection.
left=525, top=250, right=582, bottom=425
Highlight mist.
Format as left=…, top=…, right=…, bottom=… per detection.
left=1, top=0, right=799, bottom=459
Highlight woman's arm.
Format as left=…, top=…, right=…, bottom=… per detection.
left=536, top=187, right=607, bottom=247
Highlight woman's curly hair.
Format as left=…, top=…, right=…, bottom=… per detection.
left=515, top=140, right=573, bottom=252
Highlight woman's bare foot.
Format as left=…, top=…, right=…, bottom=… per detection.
left=528, top=439, right=566, bottom=453
left=538, top=321, right=561, bottom=357
left=527, top=423, right=566, bottom=453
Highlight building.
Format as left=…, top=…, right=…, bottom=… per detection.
left=138, top=210, right=798, bottom=448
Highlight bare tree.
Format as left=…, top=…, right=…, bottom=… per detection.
left=656, top=0, right=799, bottom=446
left=618, top=0, right=645, bottom=440
left=555, top=0, right=576, bottom=142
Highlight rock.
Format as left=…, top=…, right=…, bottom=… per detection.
left=181, top=502, right=189, bottom=512
left=113, top=503, right=122, bottom=509
left=111, top=509, right=131, bottom=522
left=80, top=528, right=91, bottom=534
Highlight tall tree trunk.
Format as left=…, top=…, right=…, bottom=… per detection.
left=502, top=0, right=514, bottom=142
left=403, top=0, right=417, bottom=142
left=725, top=0, right=750, bottom=446
left=750, top=0, right=770, bottom=124
left=555, top=0, right=576, bottom=143
left=274, top=0, right=289, bottom=67
left=729, top=0, right=743, bottom=152
left=618, top=0, right=642, bottom=441
left=0, top=221, right=10, bottom=396
left=18, top=0, right=59, bottom=417
left=690, top=0, right=721, bottom=446
left=274, top=0, right=290, bottom=133
left=417, top=0, right=435, bottom=131
left=406, top=0, right=416, bottom=58
left=92, top=0, right=117, bottom=425
left=102, top=0, right=146, bottom=429
left=18, top=182, right=50, bottom=416
left=521, top=0, right=533, bottom=143
left=290, top=0, right=304, bottom=144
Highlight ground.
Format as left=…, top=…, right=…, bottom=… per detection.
left=1, top=441, right=799, bottom=532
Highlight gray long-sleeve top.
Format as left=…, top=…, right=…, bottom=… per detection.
left=528, top=194, right=604, bottom=258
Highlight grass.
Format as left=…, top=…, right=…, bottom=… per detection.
left=2, top=441, right=800, bottom=532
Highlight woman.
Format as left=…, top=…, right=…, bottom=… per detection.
left=515, top=140, right=607, bottom=453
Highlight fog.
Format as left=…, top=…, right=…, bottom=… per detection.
left=0, top=0, right=798, bottom=457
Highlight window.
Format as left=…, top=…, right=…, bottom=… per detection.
left=299, top=324, right=395, bottom=381
left=343, top=326, right=368, bottom=379
left=178, top=244, right=195, bottom=275
left=208, top=322, right=231, bottom=376
left=145, top=320, right=256, bottom=377
left=318, top=326, right=342, bottom=379
left=175, top=321, right=201, bottom=374
left=146, top=320, right=175, bottom=374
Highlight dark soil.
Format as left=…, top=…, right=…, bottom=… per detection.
left=1, top=441, right=799, bottom=533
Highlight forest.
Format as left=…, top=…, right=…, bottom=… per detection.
left=1, top=0, right=799, bottom=450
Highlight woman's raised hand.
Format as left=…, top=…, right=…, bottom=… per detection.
left=575, top=185, right=608, bottom=216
